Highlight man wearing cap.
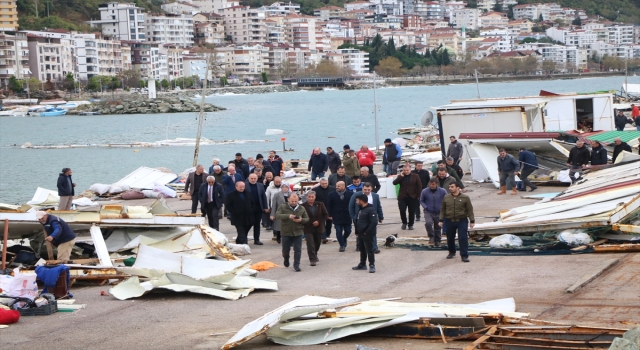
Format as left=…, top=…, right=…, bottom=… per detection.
left=447, top=136, right=463, bottom=165
left=231, top=153, right=251, bottom=179
left=343, top=148, right=360, bottom=178
left=57, top=168, right=76, bottom=211
left=37, top=211, right=77, bottom=262
left=348, top=182, right=383, bottom=253
left=327, top=147, right=342, bottom=174
left=383, top=139, right=402, bottom=175
left=352, top=194, right=378, bottom=273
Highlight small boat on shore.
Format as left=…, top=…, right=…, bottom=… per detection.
left=29, top=106, right=67, bottom=117
left=0, top=106, right=29, bottom=117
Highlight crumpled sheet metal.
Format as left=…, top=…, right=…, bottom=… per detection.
left=110, top=244, right=277, bottom=300
left=221, top=295, right=360, bottom=350
left=223, top=297, right=527, bottom=349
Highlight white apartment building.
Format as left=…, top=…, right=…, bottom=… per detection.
left=479, top=28, right=513, bottom=52
left=451, top=8, right=481, bottom=30
left=258, top=1, right=300, bottom=16
left=478, top=0, right=496, bottom=12
left=0, top=32, right=30, bottom=87
left=122, top=41, right=162, bottom=79
left=161, top=1, right=201, bottom=14
left=314, top=6, right=346, bottom=20
left=0, top=0, right=18, bottom=31
left=183, top=56, right=207, bottom=80
left=480, top=12, right=508, bottom=28
left=73, top=33, right=123, bottom=80
left=219, top=6, right=267, bottom=44
left=323, top=48, right=370, bottom=75
left=423, top=1, right=444, bottom=20
left=191, top=0, right=239, bottom=14
left=589, top=41, right=634, bottom=59
left=265, top=20, right=286, bottom=43
left=26, top=34, right=73, bottom=82
left=444, top=1, right=465, bottom=19
left=371, top=0, right=404, bottom=16
left=145, top=13, right=195, bottom=48
left=606, top=24, right=634, bottom=45
left=345, top=1, right=375, bottom=12
left=540, top=44, right=587, bottom=70
left=284, top=14, right=317, bottom=50
left=403, top=0, right=415, bottom=15
left=513, top=3, right=551, bottom=21
left=218, top=44, right=268, bottom=78
left=88, top=2, right=146, bottom=41
left=545, top=27, right=596, bottom=48
left=164, top=46, right=184, bottom=79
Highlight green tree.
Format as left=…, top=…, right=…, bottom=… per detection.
left=375, top=57, right=403, bottom=77
left=507, top=4, right=515, bottom=19
left=572, top=16, right=582, bottom=26
left=538, top=14, right=544, bottom=22
left=442, top=49, right=451, bottom=66
left=110, top=76, right=120, bottom=90
left=261, top=72, right=268, bottom=83
left=493, top=2, right=503, bottom=12
left=161, top=78, right=170, bottom=90
left=220, top=76, right=228, bottom=87
left=8, top=76, right=22, bottom=92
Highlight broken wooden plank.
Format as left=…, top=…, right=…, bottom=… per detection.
left=46, top=258, right=100, bottom=265
left=565, top=258, right=620, bottom=293
left=593, top=244, right=640, bottom=253
left=465, top=326, right=498, bottom=350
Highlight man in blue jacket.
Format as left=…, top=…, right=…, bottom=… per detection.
left=57, top=168, right=75, bottom=210
left=198, top=176, right=225, bottom=230
left=308, top=147, right=329, bottom=180
left=497, top=148, right=521, bottom=195
left=420, top=178, right=447, bottom=246
left=383, top=138, right=402, bottom=175
left=348, top=183, right=383, bottom=253
left=244, top=173, right=269, bottom=245
left=37, top=211, right=77, bottom=262
left=327, top=181, right=353, bottom=252
left=518, top=148, right=539, bottom=192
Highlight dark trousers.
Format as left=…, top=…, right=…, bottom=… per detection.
left=499, top=171, right=516, bottom=190
left=335, top=224, right=352, bottom=248
left=424, top=211, right=442, bottom=243
left=520, top=168, right=538, bottom=191
left=263, top=213, right=273, bottom=228
left=282, top=235, right=303, bottom=268
left=398, top=197, right=418, bottom=226
left=356, top=233, right=375, bottom=266
left=414, top=198, right=423, bottom=220
left=274, top=230, right=281, bottom=241
left=191, top=194, right=201, bottom=214
left=203, top=203, right=220, bottom=230
left=248, top=209, right=262, bottom=242
left=445, top=218, right=469, bottom=258
left=323, top=219, right=333, bottom=238
left=235, top=225, right=249, bottom=244
left=366, top=165, right=374, bottom=173
left=305, top=231, right=322, bottom=262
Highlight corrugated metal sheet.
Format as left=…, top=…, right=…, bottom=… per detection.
left=459, top=132, right=560, bottom=139
left=435, top=98, right=549, bottom=110
left=586, top=130, right=640, bottom=144
left=115, top=166, right=178, bottom=189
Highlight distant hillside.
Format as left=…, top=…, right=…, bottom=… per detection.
left=516, top=0, right=640, bottom=24
left=16, top=0, right=165, bottom=31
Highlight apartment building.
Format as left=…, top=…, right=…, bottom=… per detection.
left=508, top=19, right=533, bottom=34
left=88, top=2, right=146, bottom=41
left=219, top=6, right=267, bottom=44
left=284, top=14, right=318, bottom=50
left=480, top=12, right=508, bottom=28
left=540, top=44, right=587, bottom=70
left=72, top=33, right=122, bottom=80
left=258, top=2, right=300, bottom=16
left=345, top=1, right=375, bottom=12
left=314, top=6, right=346, bottom=21
left=606, top=24, right=634, bottom=45
left=26, top=34, right=73, bottom=82
left=546, top=27, right=596, bottom=48
left=164, top=46, right=184, bottom=79
left=513, top=3, right=551, bottom=21
left=323, top=48, right=369, bottom=76
left=0, top=32, right=29, bottom=87
left=402, top=14, right=422, bottom=29
left=451, top=8, right=481, bottom=30
left=194, top=21, right=225, bottom=46
left=372, top=0, right=404, bottom=16
left=161, top=1, right=201, bottom=14
left=421, top=1, right=444, bottom=20
left=191, top=0, right=239, bottom=14
left=403, top=0, right=415, bottom=15
left=443, top=1, right=465, bottom=20
left=265, top=20, right=286, bottom=43
left=427, top=32, right=459, bottom=53
left=0, top=0, right=18, bottom=31
left=218, top=45, right=267, bottom=78
left=477, top=0, right=496, bottom=12
left=589, top=41, right=634, bottom=59
left=145, top=13, right=195, bottom=47
left=121, top=41, right=162, bottom=79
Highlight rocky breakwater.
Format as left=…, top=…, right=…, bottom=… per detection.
left=173, top=84, right=295, bottom=98
left=68, top=95, right=225, bottom=115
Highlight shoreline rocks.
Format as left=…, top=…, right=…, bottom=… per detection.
left=68, top=95, right=226, bottom=115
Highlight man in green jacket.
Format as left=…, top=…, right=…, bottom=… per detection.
left=343, top=148, right=361, bottom=177
left=439, top=182, right=475, bottom=263
left=276, top=193, right=310, bottom=272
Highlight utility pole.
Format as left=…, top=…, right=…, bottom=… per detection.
left=373, top=71, right=380, bottom=156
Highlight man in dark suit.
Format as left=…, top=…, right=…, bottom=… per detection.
left=313, top=178, right=336, bottom=243
left=393, top=163, right=423, bottom=230
left=222, top=165, right=244, bottom=195
left=348, top=182, right=384, bottom=253
left=231, top=152, right=251, bottom=179
left=225, top=182, right=253, bottom=244
left=302, top=191, right=328, bottom=266
left=198, top=176, right=225, bottom=230
left=327, top=181, right=354, bottom=252
left=184, top=164, right=209, bottom=214
left=244, top=173, right=269, bottom=245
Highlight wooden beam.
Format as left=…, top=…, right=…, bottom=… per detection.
left=464, top=325, right=498, bottom=350
left=45, top=258, right=100, bottom=265
left=43, top=229, right=54, bottom=260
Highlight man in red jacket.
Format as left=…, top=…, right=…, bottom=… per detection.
left=357, top=145, right=376, bottom=173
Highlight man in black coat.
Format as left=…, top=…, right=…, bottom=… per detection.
left=411, top=162, right=430, bottom=221
left=566, top=140, right=591, bottom=183
left=57, top=167, right=76, bottom=210
left=198, top=176, right=225, bottom=230
left=612, top=137, right=632, bottom=163
left=224, top=182, right=253, bottom=244
left=231, top=152, right=251, bottom=179
left=614, top=110, right=630, bottom=131
left=313, top=178, right=336, bottom=243
left=326, top=147, right=342, bottom=174
left=352, top=194, right=378, bottom=273
left=244, top=173, right=269, bottom=245
left=327, top=181, right=353, bottom=252
left=308, top=147, right=329, bottom=180
left=360, top=167, right=381, bottom=193
left=589, top=140, right=608, bottom=166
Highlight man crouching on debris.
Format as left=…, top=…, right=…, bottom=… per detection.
left=36, top=211, right=77, bottom=262
left=439, top=183, right=475, bottom=263
left=276, top=193, right=309, bottom=272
